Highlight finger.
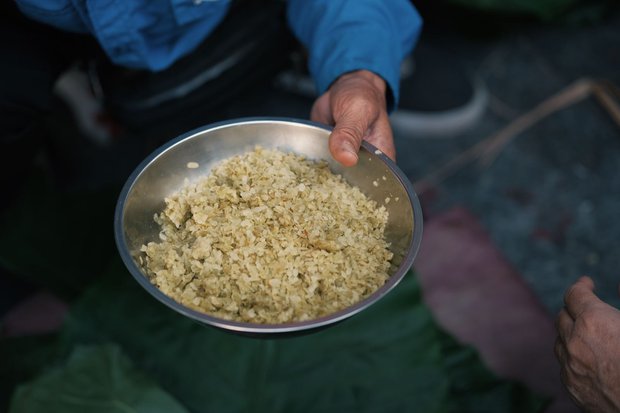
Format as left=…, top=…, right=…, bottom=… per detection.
left=554, top=336, right=573, bottom=393
left=556, top=307, right=574, bottom=342
left=364, top=113, right=395, bottom=161
left=564, top=276, right=600, bottom=319
left=554, top=335, right=566, bottom=363
left=329, top=106, right=374, bottom=167
left=310, top=93, right=333, bottom=125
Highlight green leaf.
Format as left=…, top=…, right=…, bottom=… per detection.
left=0, top=334, right=63, bottom=412
left=0, top=173, right=117, bottom=297
left=9, top=344, right=189, bottom=413
left=58, top=259, right=545, bottom=413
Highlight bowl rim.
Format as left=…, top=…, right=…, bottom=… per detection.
left=114, top=117, right=423, bottom=334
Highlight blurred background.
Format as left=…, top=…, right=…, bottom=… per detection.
left=1, top=0, right=619, bottom=411
left=5, top=0, right=616, bottom=310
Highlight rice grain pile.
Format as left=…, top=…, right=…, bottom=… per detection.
left=141, top=147, right=392, bottom=324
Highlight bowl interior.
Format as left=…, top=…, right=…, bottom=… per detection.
left=116, top=119, right=421, bottom=333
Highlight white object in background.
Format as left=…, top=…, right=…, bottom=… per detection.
left=53, top=67, right=113, bottom=146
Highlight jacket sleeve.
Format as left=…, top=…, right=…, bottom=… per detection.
left=286, top=0, right=422, bottom=111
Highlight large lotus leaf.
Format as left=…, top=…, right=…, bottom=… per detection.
left=0, top=334, right=61, bottom=411
left=56, top=259, right=545, bottom=413
left=9, top=344, right=189, bottom=413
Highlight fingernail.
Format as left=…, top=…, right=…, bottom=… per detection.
left=340, top=144, right=358, bottom=166
left=343, top=143, right=358, bottom=158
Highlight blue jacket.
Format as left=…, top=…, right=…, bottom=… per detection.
left=16, top=0, right=421, bottom=107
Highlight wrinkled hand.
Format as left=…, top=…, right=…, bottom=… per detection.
left=311, top=70, right=394, bottom=166
left=555, top=276, right=620, bottom=413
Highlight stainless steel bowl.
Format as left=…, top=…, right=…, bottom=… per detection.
left=115, top=118, right=423, bottom=336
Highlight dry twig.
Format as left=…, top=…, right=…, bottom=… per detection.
left=414, top=78, right=620, bottom=194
